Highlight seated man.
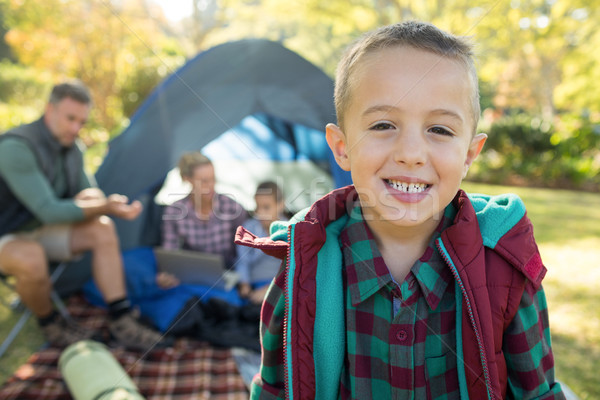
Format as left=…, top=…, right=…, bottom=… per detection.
left=0, top=80, right=171, bottom=351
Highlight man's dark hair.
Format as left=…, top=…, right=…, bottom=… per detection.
left=49, top=80, right=92, bottom=105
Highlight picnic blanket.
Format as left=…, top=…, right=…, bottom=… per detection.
left=0, top=295, right=249, bottom=399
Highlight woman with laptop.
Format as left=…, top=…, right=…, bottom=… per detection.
left=160, top=151, right=248, bottom=280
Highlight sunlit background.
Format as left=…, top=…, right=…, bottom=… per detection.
left=0, top=1, right=599, bottom=398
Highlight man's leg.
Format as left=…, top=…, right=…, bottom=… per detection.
left=70, top=216, right=172, bottom=351
left=0, top=239, right=53, bottom=317
left=70, top=215, right=126, bottom=303
left=0, top=237, right=96, bottom=347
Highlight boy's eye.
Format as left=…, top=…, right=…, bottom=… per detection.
left=429, top=126, right=454, bottom=136
left=369, top=122, right=395, bottom=131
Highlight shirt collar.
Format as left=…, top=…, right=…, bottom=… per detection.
left=340, top=201, right=456, bottom=310
left=409, top=246, right=452, bottom=310
left=340, top=200, right=393, bottom=306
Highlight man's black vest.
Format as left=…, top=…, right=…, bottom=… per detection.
left=0, top=117, right=84, bottom=236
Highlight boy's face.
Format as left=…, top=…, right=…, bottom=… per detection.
left=255, top=193, right=283, bottom=230
left=326, top=45, right=486, bottom=233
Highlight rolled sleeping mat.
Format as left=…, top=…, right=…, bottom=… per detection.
left=59, top=340, right=145, bottom=400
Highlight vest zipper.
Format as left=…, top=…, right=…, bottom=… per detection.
left=283, top=224, right=293, bottom=399
left=436, top=237, right=494, bottom=400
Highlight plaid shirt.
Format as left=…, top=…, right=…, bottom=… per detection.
left=338, top=203, right=560, bottom=399
left=339, top=203, right=460, bottom=399
left=161, top=193, right=247, bottom=267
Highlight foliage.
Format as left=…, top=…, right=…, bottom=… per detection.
left=185, top=0, right=600, bottom=121
left=191, top=0, right=482, bottom=77
left=0, top=6, right=13, bottom=60
left=0, top=0, right=187, bottom=144
left=0, top=0, right=188, bottom=172
left=471, top=112, right=600, bottom=191
left=1, top=0, right=600, bottom=185
left=0, top=61, right=50, bottom=131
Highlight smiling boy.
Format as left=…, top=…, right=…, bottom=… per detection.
left=326, top=42, right=486, bottom=285
left=236, top=21, right=565, bottom=399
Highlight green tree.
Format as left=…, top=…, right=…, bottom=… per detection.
left=0, top=6, right=13, bottom=61
left=1, top=0, right=186, bottom=140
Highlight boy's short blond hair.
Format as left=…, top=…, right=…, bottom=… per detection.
left=334, top=21, right=480, bottom=134
left=177, top=152, right=212, bottom=179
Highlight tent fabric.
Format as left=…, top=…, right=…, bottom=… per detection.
left=96, top=38, right=347, bottom=200
left=56, top=39, right=351, bottom=295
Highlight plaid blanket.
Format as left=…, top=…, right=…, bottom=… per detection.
left=0, top=295, right=249, bottom=399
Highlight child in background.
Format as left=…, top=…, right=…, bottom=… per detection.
left=236, top=21, right=565, bottom=399
left=236, top=181, right=286, bottom=304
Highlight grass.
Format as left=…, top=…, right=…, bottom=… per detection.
left=0, top=280, right=46, bottom=383
left=462, top=181, right=600, bottom=399
left=463, top=181, right=600, bottom=244
left=1, top=182, right=599, bottom=398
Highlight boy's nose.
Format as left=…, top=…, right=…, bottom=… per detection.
left=393, top=131, right=426, bottom=166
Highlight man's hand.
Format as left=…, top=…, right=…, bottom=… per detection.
left=105, top=194, right=143, bottom=220
left=76, top=191, right=143, bottom=220
left=75, top=188, right=106, bottom=200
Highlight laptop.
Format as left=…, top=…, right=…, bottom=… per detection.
left=153, top=248, right=239, bottom=290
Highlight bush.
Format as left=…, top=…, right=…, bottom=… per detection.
left=0, top=61, right=50, bottom=132
left=471, top=112, right=600, bottom=191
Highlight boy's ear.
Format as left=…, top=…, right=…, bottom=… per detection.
left=326, top=123, right=351, bottom=171
left=463, top=132, right=487, bottom=178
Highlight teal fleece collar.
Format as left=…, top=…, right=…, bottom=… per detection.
left=467, top=192, right=526, bottom=249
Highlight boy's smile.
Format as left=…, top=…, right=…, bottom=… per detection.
left=327, top=45, right=486, bottom=239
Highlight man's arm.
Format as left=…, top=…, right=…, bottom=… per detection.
left=0, top=138, right=84, bottom=224
left=503, top=284, right=566, bottom=399
left=0, top=138, right=141, bottom=224
left=75, top=193, right=142, bottom=220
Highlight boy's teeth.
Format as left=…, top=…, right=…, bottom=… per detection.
left=386, top=179, right=428, bottom=193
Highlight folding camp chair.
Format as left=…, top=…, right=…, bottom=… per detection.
left=0, top=262, right=70, bottom=358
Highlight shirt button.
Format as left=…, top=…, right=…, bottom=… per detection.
left=396, top=329, right=407, bottom=342
left=408, top=279, right=416, bottom=290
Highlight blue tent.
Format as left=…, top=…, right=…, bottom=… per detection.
left=57, top=38, right=351, bottom=294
